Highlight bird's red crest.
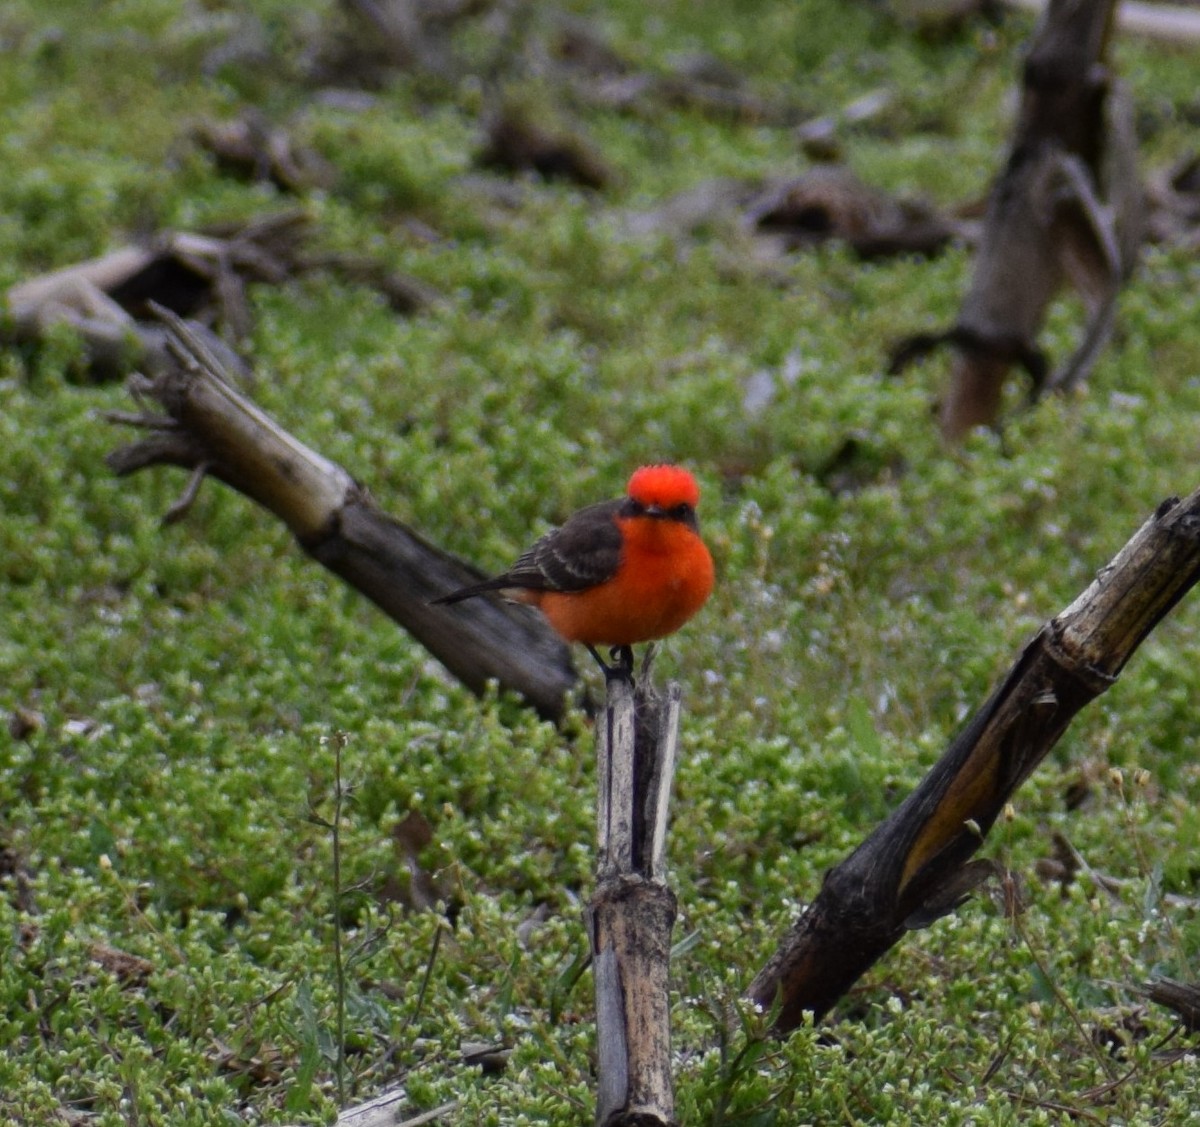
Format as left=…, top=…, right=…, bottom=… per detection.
left=626, top=464, right=701, bottom=508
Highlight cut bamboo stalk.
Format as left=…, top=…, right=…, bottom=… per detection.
left=588, top=675, right=683, bottom=1126
left=750, top=488, right=1200, bottom=1032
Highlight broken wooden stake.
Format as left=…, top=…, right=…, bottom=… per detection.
left=588, top=672, right=682, bottom=1127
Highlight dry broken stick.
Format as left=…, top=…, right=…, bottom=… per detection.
left=889, top=0, right=1142, bottom=440
left=477, top=104, right=616, bottom=191
left=3, top=243, right=227, bottom=382
left=746, top=166, right=956, bottom=260
left=621, top=168, right=958, bottom=265
left=1145, top=150, right=1200, bottom=251
left=193, top=112, right=336, bottom=194
left=106, top=308, right=577, bottom=721
left=2, top=212, right=309, bottom=379
left=1138, top=978, right=1200, bottom=1033
left=749, top=485, right=1200, bottom=1033
left=4, top=212, right=440, bottom=380
left=588, top=671, right=682, bottom=1127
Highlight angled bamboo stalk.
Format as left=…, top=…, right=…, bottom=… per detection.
left=106, top=307, right=577, bottom=720
left=588, top=672, right=683, bottom=1126
left=750, top=488, right=1200, bottom=1032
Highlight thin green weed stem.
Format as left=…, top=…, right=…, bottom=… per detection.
left=332, top=730, right=349, bottom=1108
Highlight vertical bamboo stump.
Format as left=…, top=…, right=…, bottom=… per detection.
left=587, top=673, right=682, bottom=1127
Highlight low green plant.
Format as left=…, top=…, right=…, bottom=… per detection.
left=2, top=0, right=1200, bottom=1123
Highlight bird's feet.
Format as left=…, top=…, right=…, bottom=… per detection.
left=586, top=644, right=636, bottom=683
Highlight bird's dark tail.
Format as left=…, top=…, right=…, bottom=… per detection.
left=430, top=578, right=509, bottom=605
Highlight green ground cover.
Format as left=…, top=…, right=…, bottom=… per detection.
left=2, top=1, right=1199, bottom=1122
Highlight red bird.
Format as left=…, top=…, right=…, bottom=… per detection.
left=434, top=464, right=715, bottom=675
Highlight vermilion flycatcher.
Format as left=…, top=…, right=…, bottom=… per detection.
left=434, top=464, right=715, bottom=674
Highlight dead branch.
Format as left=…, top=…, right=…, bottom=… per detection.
left=295, top=252, right=444, bottom=315
left=193, top=111, right=335, bottom=193
left=2, top=215, right=304, bottom=378
left=330, top=1092, right=459, bottom=1127
left=745, top=166, right=956, bottom=260
left=1006, top=0, right=1200, bottom=43
left=622, top=168, right=959, bottom=263
left=338, top=0, right=450, bottom=75
left=3, top=213, right=440, bottom=379
left=889, top=0, right=1142, bottom=440
left=588, top=673, right=682, bottom=1126
left=15, top=922, right=155, bottom=986
left=106, top=308, right=577, bottom=721
left=478, top=104, right=616, bottom=191
left=1145, top=150, right=1200, bottom=249
left=1138, top=978, right=1200, bottom=1032
left=750, top=486, right=1200, bottom=1033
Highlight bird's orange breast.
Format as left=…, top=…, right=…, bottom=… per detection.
left=532, top=516, right=714, bottom=646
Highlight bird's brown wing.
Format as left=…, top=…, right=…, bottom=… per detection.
left=518, top=499, right=624, bottom=591
left=432, top=500, right=623, bottom=603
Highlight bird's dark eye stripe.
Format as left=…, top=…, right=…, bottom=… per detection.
left=620, top=498, right=695, bottom=521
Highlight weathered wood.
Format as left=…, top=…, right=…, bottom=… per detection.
left=4, top=213, right=438, bottom=380
left=589, top=676, right=683, bottom=1126
left=591, top=878, right=678, bottom=1127
left=292, top=1086, right=458, bottom=1126
left=3, top=213, right=312, bottom=372
left=332, top=1092, right=457, bottom=1127
left=890, top=0, right=1141, bottom=440
left=107, top=309, right=578, bottom=721
left=597, top=676, right=639, bottom=876
left=1139, top=978, right=1200, bottom=1031
left=192, top=112, right=335, bottom=193
left=1006, top=0, right=1200, bottom=44
left=750, top=488, right=1200, bottom=1032
left=647, top=691, right=682, bottom=880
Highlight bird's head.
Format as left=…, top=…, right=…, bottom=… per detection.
left=623, top=464, right=701, bottom=523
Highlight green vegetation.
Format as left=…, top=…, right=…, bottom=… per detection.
left=3, top=1, right=1199, bottom=1122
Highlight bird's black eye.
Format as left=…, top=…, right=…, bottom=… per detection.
left=670, top=502, right=692, bottom=520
